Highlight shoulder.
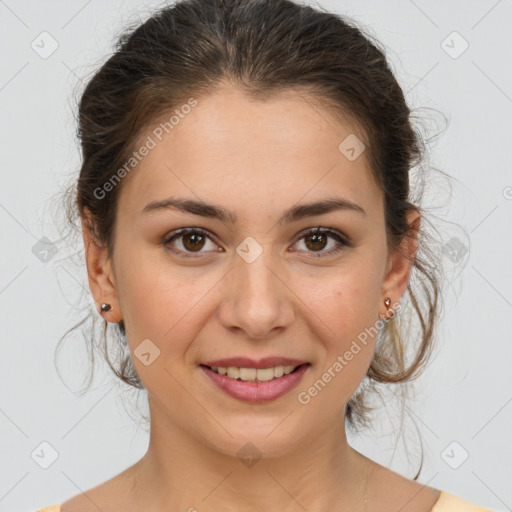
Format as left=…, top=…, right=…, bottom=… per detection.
left=36, top=506, right=61, bottom=512
left=57, top=463, right=140, bottom=512
left=362, top=458, right=490, bottom=512
left=433, top=491, right=495, bottom=511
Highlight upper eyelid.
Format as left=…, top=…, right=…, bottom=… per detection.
left=164, top=227, right=219, bottom=245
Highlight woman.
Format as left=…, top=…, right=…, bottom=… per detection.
left=37, top=0, right=494, bottom=510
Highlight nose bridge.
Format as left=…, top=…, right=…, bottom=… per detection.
left=238, top=246, right=278, bottom=296
left=235, top=239, right=281, bottom=309
left=219, top=236, right=292, bottom=338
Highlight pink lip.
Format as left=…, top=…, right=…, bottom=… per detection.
left=200, top=363, right=310, bottom=403
left=201, top=357, right=307, bottom=369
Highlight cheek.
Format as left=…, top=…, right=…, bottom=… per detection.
left=292, top=268, right=381, bottom=400
left=115, top=242, right=195, bottom=326
left=298, top=265, right=381, bottom=343
left=115, top=258, right=210, bottom=399
left=295, top=307, right=378, bottom=414
left=115, top=249, right=221, bottom=364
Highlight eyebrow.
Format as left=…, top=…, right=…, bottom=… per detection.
left=141, top=196, right=366, bottom=224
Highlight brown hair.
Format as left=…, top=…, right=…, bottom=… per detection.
left=58, top=0, right=448, bottom=430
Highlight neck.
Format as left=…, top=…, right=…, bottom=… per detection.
left=128, top=398, right=370, bottom=512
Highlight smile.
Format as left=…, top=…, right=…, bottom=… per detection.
left=200, top=363, right=310, bottom=402
left=207, top=364, right=300, bottom=382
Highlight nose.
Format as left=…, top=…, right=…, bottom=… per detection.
left=217, top=246, right=295, bottom=340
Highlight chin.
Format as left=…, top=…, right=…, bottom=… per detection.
left=198, top=417, right=310, bottom=462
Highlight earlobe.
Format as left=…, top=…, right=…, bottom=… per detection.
left=380, top=210, right=421, bottom=315
left=81, top=209, right=122, bottom=322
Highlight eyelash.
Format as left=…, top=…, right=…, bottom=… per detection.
left=162, top=227, right=351, bottom=259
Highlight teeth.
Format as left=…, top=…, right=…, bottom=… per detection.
left=226, top=367, right=239, bottom=379
left=210, top=365, right=299, bottom=382
left=239, top=367, right=256, bottom=380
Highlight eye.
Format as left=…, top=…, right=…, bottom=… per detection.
left=163, top=227, right=221, bottom=258
left=162, top=226, right=351, bottom=259
left=291, top=227, right=350, bottom=258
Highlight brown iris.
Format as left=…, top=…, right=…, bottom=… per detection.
left=182, top=232, right=206, bottom=251
left=304, top=232, right=328, bottom=251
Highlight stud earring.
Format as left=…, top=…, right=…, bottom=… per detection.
left=380, top=297, right=394, bottom=320
left=100, top=303, right=112, bottom=313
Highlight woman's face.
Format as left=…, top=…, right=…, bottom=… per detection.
left=86, top=83, right=416, bottom=457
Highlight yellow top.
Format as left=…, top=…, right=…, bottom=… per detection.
left=432, top=491, right=494, bottom=511
left=35, top=491, right=494, bottom=511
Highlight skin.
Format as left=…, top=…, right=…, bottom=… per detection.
left=63, top=82, right=440, bottom=511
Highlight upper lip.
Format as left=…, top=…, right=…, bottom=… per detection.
left=201, top=357, right=309, bottom=369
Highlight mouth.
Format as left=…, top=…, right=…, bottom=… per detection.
left=199, top=362, right=311, bottom=402
left=199, top=363, right=307, bottom=383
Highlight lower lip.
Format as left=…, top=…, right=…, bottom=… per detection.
left=200, top=364, right=310, bottom=403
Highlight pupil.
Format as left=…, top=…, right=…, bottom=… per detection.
left=184, top=233, right=205, bottom=251
left=306, top=233, right=326, bottom=251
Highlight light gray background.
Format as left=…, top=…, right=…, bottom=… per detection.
left=1, top=0, right=511, bottom=510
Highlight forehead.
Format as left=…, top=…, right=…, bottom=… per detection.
left=118, top=84, right=382, bottom=222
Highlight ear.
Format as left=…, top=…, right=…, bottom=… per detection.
left=82, top=208, right=122, bottom=322
left=380, top=209, right=421, bottom=316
